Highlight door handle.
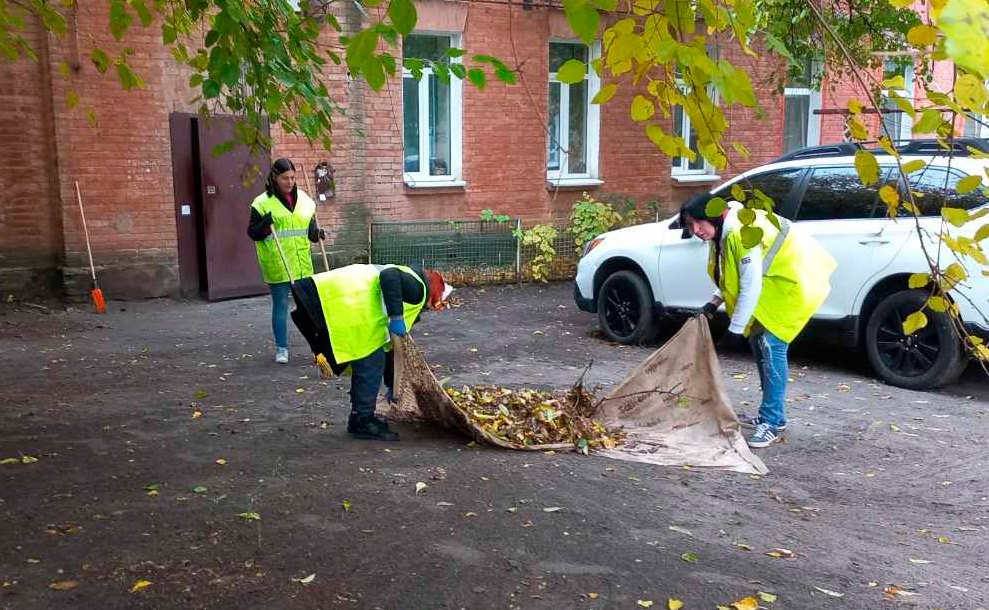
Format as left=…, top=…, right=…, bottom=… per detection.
left=859, top=239, right=890, bottom=245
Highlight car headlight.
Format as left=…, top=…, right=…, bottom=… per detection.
left=582, top=237, right=605, bottom=257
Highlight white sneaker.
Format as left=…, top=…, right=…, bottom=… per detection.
left=275, top=347, right=289, bottom=364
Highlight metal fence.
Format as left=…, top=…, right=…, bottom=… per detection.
left=369, top=220, right=580, bottom=285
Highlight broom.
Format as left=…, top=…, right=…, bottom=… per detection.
left=74, top=181, right=106, bottom=314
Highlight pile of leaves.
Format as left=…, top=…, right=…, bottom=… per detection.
left=444, top=385, right=623, bottom=453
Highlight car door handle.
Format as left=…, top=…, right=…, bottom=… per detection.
left=859, top=239, right=890, bottom=245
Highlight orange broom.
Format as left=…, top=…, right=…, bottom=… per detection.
left=74, top=181, right=106, bottom=314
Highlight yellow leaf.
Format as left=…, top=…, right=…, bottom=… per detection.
left=0, top=457, right=19, bottom=465
left=669, top=599, right=684, bottom=610
left=20, top=456, right=38, bottom=464
left=758, top=591, right=778, bottom=603
left=49, top=580, right=79, bottom=591
left=957, top=174, right=983, bottom=194
left=733, top=542, right=753, bottom=550
left=848, top=117, right=869, bottom=140
left=955, top=73, right=989, bottom=110
left=902, top=311, right=928, bottom=336
left=927, top=296, right=948, bottom=312
left=907, top=24, right=938, bottom=47
left=192, top=410, right=203, bottom=418
left=942, top=206, right=969, bottom=227
left=847, top=98, right=864, bottom=114
left=732, top=141, right=750, bottom=161
left=855, top=149, right=880, bottom=186
left=631, top=95, right=655, bottom=121
left=902, top=159, right=926, bottom=174
left=908, top=273, right=929, bottom=288
left=878, top=135, right=899, bottom=157
left=975, top=224, right=989, bottom=242
left=637, top=601, right=654, bottom=608
left=215, top=458, right=227, bottom=465
left=237, top=512, right=261, bottom=521
left=940, top=0, right=989, bottom=78
left=732, top=596, right=759, bottom=610
left=588, top=592, right=600, bottom=599
left=592, top=83, right=617, bottom=105
left=129, top=580, right=153, bottom=593
left=879, top=185, right=899, bottom=208
left=765, top=547, right=794, bottom=558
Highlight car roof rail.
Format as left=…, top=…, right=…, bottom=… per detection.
left=773, top=138, right=989, bottom=163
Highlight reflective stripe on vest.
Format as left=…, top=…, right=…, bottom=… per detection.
left=311, top=264, right=426, bottom=364
left=264, top=228, right=309, bottom=240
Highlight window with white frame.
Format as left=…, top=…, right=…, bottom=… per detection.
left=783, top=59, right=822, bottom=153
left=403, top=33, right=463, bottom=184
left=963, top=114, right=989, bottom=138
left=547, top=41, right=600, bottom=182
left=880, top=59, right=914, bottom=143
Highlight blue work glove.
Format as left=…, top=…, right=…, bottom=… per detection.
left=388, top=318, right=407, bottom=337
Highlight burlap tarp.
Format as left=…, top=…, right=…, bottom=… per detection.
left=380, top=316, right=767, bottom=474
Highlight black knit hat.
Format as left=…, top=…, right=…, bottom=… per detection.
left=678, top=192, right=721, bottom=239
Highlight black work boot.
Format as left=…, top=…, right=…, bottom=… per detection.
left=348, top=414, right=399, bottom=441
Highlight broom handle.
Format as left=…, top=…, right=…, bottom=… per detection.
left=74, top=181, right=98, bottom=284
left=269, top=226, right=295, bottom=285
left=301, top=164, right=330, bottom=272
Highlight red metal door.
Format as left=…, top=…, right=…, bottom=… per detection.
left=197, top=116, right=270, bottom=300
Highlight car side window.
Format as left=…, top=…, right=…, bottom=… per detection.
left=907, top=168, right=988, bottom=215
left=795, top=166, right=881, bottom=221
left=712, top=168, right=803, bottom=218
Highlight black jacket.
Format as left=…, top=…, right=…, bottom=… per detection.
left=246, top=186, right=321, bottom=243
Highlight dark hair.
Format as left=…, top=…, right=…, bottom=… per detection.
left=678, top=192, right=723, bottom=239
left=265, top=158, right=296, bottom=197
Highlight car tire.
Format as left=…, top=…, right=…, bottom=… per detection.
left=864, top=289, right=966, bottom=390
left=597, top=270, right=655, bottom=345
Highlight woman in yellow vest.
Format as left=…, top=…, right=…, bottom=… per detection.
left=290, top=264, right=452, bottom=441
left=246, top=158, right=323, bottom=364
left=679, top=193, right=836, bottom=448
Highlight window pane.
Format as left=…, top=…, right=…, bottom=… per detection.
left=737, top=168, right=804, bottom=216
left=672, top=105, right=683, bottom=169
left=797, top=166, right=880, bottom=221
left=783, top=95, right=809, bottom=153
left=963, top=116, right=982, bottom=138
left=568, top=80, right=588, bottom=173
left=403, top=77, right=420, bottom=173
left=428, top=74, right=451, bottom=176
left=671, top=105, right=703, bottom=171
left=403, top=34, right=451, bottom=63
left=547, top=82, right=561, bottom=171
left=881, top=97, right=903, bottom=142
left=909, top=168, right=988, bottom=215
left=686, top=121, right=703, bottom=170
left=549, top=42, right=588, bottom=73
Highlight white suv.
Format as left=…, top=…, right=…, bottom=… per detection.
left=574, top=139, right=989, bottom=390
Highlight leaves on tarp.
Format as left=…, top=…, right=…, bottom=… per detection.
left=445, top=385, right=623, bottom=451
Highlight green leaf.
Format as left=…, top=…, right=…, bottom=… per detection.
left=58, top=61, right=71, bottom=78
left=220, top=62, right=241, bottom=87
left=91, top=49, right=112, bottom=73
left=902, top=311, right=928, bottom=336
left=86, top=108, right=97, bottom=127
left=363, top=55, right=387, bottom=91
left=494, top=65, right=516, bottom=84
left=956, top=73, right=989, bottom=109
left=731, top=183, right=747, bottom=202
left=115, top=60, right=146, bottom=90
left=630, top=95, right=655, bottom=121
left=66, top=90, right=79, bottom=109
left=592, top=83, right=617, bottom=104
left=450, top=63, right=466, bottom=79
left=109, top=0, right=133, bottom=40
left=704, top=196, right=727, bottom=218
left=556, top=59, right=586, bottom=84
left=913, top=108, right=943, bottom=134
left=563, top=0, right=600, bottom=45
left=346, top=29, right=379, bottom=72
left=740, top=225, right=763, bottom=248
left=129, top=0, right=153, bottom=27
left=592, top=0, right=617, bottom=9
left=467, top=68, right=485, bottom=89
left=202, top=79, right=220, bottom=99
left=882, top=75, right=906, bottom=90
left=737, top=208, right=756, bottom=225
left=387, top=0, right=417, bottom=36
left=908, top=273, right=930, bottom=289
left=732, top=141, right=750, bottom=161
left=666, top=0, right=696, bottom=33
left=956, top=174, right=983, bottom=194
left=854, top=150, right=880, bottom=186
left=445, top=48, right=466, bottom=58
left=680, top=551, right=699, bottom=563
left=237, top=512, right=261, bottom=521
left=942, top=207, right=969, bottom=227
left=192, top=485, right=208, bottom=494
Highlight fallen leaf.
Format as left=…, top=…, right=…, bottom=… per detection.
left=26, top=558, right=40, bottom=564
left=588, top=592, right=599, bottom=599
left=129, top=580, right=153, bottom=593
left=765, top=548, right=795, bottom=558
left=937, top=536, right=958, bottom=544
left=733, top=542, right=753, bottom=551
left=732, top=374, right=747, bottom=380
left=731, top=596, right=759, bottom=610
left=215, top=458, right=227, bottom=465
left=299, top=573, right=315, bottom=585
left=20, top=456, right=39, bottom=464
left=669, top=599, right=683, bottom=610
left=237, top=512, right=261, bottom=521
left=192, top=410, right=203, bottom=418
left=749, top=474, right=761, bottom=480
left=192, top=485, right=208, bottom=494
left=465, top=512, right=478, bottom=517
left=144, top=483, right=159, bottom=497
left=295, top=388, right=304, bottom=394
left=758, top=591, right=778, bottom=603
left=507, top=506, right=518, bottom=513
left=48, top=580, right=78, bottom=591
left=889, top=424, right=901, bottom=433
left=193, top=391, right=207, bottom=399
left=341, top=500, right=351, bottom=512
left=909, top=558, right=931, bottom=564
left=680, top=551, right=698, bottom=562
left=668, top=526, right=693, bottom=537
left=836, top=384, right=851, bottom=392
left=813, top=586, right=844, bottom=597
left=415, top=482, right=427, bottom=496
left=637, top=601, right=654, bottom=608
left=436, top=501, right=453, bottom=507
left=543, top=507, right=563, bottom=513
left=522, top=520, right=534, bottom=527
left=0, top=457, right=20, bottom=465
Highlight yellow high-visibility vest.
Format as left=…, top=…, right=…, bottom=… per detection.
left=251, top=191, right=316, bottom=283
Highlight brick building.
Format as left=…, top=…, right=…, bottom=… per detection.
left=0, top=1, right=959, bottom=300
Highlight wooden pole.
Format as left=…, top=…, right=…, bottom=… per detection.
left=300, top=163, right=330, bottom=272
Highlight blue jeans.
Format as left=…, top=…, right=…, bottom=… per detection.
left=349, top=347, right=386, bottom=417
left=748, top=329, right=790, bottom=428
left=269, top=282, right=291, bottom=349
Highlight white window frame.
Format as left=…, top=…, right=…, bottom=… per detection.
left=402, top=32, right=464, bottom=187
left=782, top=60, right=823, bottom=152
left=881, top=60, right=915, bottom=143
left=671, top=86, right=719, bottom=178
left=547, top=40, right=601, bottom=185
